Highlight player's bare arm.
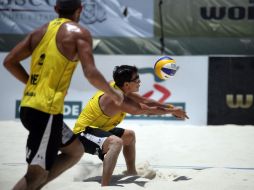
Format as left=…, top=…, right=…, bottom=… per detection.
left=3, top=24, right=47, bottom=84
left=56, top=22, right=123, bottom=105
left=127, top=92, right=188, bottom=119
left=64, top=24, right=123, bottom=105
left=99, top=93, right=142, bottom=116
left=128, top=92, right=170, bottom=108
left=101, top=93, right=186, bottom=119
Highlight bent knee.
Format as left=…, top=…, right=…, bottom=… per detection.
left=122, top=130, right=136, bottom=145
left=25, top=165, right=48, bottom=187
left=108, top=135, right=123, bottom=147
left=103, top=135, right=123, bottom=152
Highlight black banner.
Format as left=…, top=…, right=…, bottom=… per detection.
left=208, top=57, right=254, bottom=125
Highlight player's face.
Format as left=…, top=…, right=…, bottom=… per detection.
left=129, top=73, right=140, bottom=92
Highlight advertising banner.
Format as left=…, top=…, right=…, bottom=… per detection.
left=154, top=0, right=254, bottom=37
left=0, top=0, right=153, bottom=37
left=2, top=0, right=253, bottom=37
left=1, top=0, right=253, bottom=55
left=0, top=53, right=208, bottom=125
left=208, top=57, right=254, bottom=125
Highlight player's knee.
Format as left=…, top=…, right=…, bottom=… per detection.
left=123, top=130, right=136, bottom=145
left=108, top=135, right=123, bottom=150
left=25, top=165, right=48, bottom=188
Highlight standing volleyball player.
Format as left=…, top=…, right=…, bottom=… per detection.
left=3, top=0, right=123, bottom=189
left=73, top=65, right=188, bottom=186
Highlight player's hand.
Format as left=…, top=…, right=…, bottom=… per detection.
left=172, top=108, right=189, bottom=119
left=167, top=104, right=174, bottom=109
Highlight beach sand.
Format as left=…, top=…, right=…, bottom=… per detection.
left=0, top=120, right=253, bottom=190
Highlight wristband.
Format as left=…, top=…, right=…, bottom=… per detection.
left=168, top=104, right=174, bottom=109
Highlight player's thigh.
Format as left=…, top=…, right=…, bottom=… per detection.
left=77, top=127, right=114, bottom=160
left=121, top=129, right=136, bottom=145
left=109, top=127, right=134, bottom=145
left=20, top=107, right=62, bottom=170
left=108, top=127, right=125, bottom=138
left=61, top=122, right=84, bottom=156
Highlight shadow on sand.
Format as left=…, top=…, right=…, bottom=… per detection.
left=82, top=174, right=150, bottom=187
left=82, top=174, right=191, bottom=187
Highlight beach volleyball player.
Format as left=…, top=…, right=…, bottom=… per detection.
left=73, top=65, right=188, bottom=186
left=3, top=0, right=123, bottom=189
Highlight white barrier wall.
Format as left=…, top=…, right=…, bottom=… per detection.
left=0, top=53, right=208, bottom=125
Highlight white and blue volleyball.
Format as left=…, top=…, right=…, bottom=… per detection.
left=154, top=56, right=178, bottom=80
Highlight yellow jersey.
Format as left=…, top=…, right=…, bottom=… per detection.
left=74, top=82, right=126, bottom=134
left=21, top=18, right=78, bottom=114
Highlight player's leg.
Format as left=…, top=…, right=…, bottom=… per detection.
left=110, top=128, right=137, bottom=175
left=12, top=176, right=27, bottom=190
left=13, top=165, right=48, bottom=190
left=36, top=123, right=84, bottom=189
left=78, top=127, right=123, bottom=186
left=101, top=135, right=123, bottom=186
left=45, top=140, right=84, bottom=183
left=14, top=107, right=61, bottom=190
left=121, top=129, right=137, bottom=175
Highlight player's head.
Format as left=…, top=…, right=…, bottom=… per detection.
left=113, top=65, right=140, bottom=90
left=55, top=0, right=82, bottom=21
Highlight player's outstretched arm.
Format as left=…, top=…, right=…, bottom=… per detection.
left=127, top=92, right=188, bottom=119
left=170, top=107, right=189, bottom=119
left=76, top=28, right=123, bottom=105
left=111, top=95, right=187, bottom=119
left=128, top=92, right=169, bottom=108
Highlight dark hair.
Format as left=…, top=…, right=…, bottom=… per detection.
left=56, top=0, right=81, bottom=16
left=113, top=65, right=138, bottom=87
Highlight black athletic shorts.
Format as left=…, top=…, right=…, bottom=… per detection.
left=20, top=107, right=76, bottom=170
left=78, top=127, right=125, bottom=161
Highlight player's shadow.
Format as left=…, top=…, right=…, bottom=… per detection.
left=82, top=174, right=149, bottom=187
left=173, top=176, right=192, bottom=182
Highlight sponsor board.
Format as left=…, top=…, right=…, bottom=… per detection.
left=0, top=0, right=153, bottom=37
left=91, top=55, right=208, bottom=124
left=208, top=57, right=254, bottom=125
left=1, top=53, right=208, bottom=125
left=154, top=0, right=254, bottom=37
left=15, top=100, right=82, bottom=119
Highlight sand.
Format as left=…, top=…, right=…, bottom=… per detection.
left=0, top=120, right=253, bottom=190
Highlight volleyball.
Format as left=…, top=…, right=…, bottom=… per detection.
left=154, top=56, right=178, bottom=80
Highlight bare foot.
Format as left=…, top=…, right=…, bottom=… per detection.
left=122, top=170, right=138, bottom=176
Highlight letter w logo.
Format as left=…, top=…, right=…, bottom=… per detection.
left=226, top=94, right=253, bottom=108
left=200, top=7, right=226, bottom=20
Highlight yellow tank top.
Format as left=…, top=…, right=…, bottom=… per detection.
left=73, top=82, right=126, bottom=134
left=21, top=18, right=78, bottom=114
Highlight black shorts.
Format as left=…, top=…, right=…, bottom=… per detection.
left=78, top=127, right=125, bottom=161
left=20, top=107, right=76, bottom=170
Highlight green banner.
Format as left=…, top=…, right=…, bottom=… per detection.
left=15, top=100, right=82, bottom=119
left=155, top=0, right=254, bottom=37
